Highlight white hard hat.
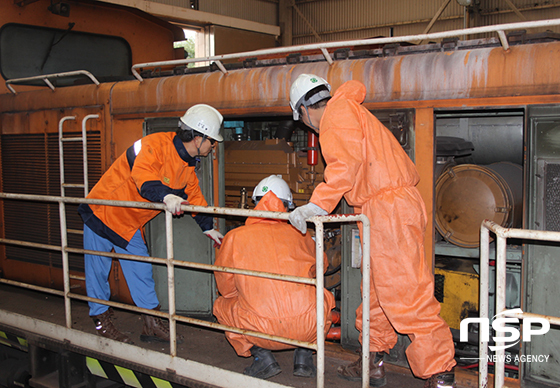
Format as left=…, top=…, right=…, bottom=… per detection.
left=252, top=175, right=294, bottom=208
left=289, top=74, right=331, bottom=120
left=179, top=104, right=224, bottom=142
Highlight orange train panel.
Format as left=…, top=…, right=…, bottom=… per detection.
left=1, top=0, right=182, bottom=64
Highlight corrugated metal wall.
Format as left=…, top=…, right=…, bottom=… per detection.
left=292, top=0, right=466, bottom=44
left=291, top=0, right=560, bottom=45
left=145, top=0, right=560, bottom=46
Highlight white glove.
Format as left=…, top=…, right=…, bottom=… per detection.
left=289, top=202, right=328, bottom=234
left=163, top=194, right=189, bottom=215
left=204, top=229, right=224, bottom=248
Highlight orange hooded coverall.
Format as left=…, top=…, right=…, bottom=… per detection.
left=309, top=80, right=456, bottom=378
left=213, top=191, right=335, bottom=357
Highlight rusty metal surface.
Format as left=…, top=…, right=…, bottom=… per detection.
left=112, top=41, right=560, bottom=115
left=2, top=40, right=560, bottom=116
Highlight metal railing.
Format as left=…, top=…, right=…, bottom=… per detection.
left=6, top=70, right=100, bottom=94
left=479, top=220, right=560, bottom=388
left=7, top=19, right=560, bottom=91
left=0, top=192, right=371, bottom=388
left=131, top=18, right=560, bottom=81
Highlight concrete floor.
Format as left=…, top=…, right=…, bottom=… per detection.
left=0, top=283, right=477, bottom=388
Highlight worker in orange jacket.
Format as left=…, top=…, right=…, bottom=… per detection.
left=213, top=175, right=335, bottom=380
left=78, top=104, right=224, bottom=344
left=288, top=75, right=456, bottom=388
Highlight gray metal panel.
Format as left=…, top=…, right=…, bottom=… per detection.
left=436, top=114, right=524, bottom=165
left=524, top=106, right=560, bottom=385
left=143, top=118, right=216, bottom=317
left=340, top=199, right=361, bottom=349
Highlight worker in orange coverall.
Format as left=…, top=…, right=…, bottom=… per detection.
left=79, top=104, right=224, bottom=345
left=213, top=175, right=335, bottom=380
left=288, top=74, right=456, bottom=388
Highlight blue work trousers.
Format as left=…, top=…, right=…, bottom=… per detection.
left=84, top=225, right=159, bottom=316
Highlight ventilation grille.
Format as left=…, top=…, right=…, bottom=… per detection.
left=1, top=132, right=102, bottom=271
left=545, top=163, right=560, bottom=232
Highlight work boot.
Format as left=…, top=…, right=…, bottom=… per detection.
left=423, top=369, right=456, bottom=388
left=243, top=346, right=282, bottom=379
left=92, top=308, right=134, bottom=344
left=293, top=348, right=316, bottom=377
left=337, top=351, right=386, bottom=387
left=140, top=305, right=184, bottom=344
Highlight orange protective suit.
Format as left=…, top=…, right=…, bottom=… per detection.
left=213, top=191, right=335, bottom=357
left=309, top=80, right=456, bottom=378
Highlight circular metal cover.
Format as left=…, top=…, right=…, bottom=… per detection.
left=435, top=164, right=512, bottom=248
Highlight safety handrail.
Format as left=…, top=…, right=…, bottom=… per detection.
left=5, top=70, right=100, bottom=94
left=0, top=192, right=371, bottom=388
left=479, top=220, right=560, bottom=388
left=131, top=18, right=560, bottom=81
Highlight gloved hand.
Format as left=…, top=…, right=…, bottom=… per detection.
left=163, top=194, right=189, bottom=215
left=204, top=229, right=224, bottom=248
left=289, top=202, right=328, bottom=234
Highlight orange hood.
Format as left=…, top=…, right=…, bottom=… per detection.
left=246, top=191, right=287, bottom=226
left=329, top=80, right=366, bottom=106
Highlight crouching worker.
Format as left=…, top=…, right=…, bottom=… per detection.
left=213, top=175, right=335, bottom=379
left=78, top=104, right=225, bottom=344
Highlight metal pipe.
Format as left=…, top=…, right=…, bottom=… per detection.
left=68, top=292, right=317, bottom=349
left=360, top=213, right=371, bottom=388
left=6, top=70, right=100, bottom=94
left=0, top=238, right=62, bottom=252
left=65, top=246, right=317, bottom=285
left=479, top=225, right=490, bottom=388
left=505, top=311, right=560, bottom=326
left=59, top=199, right=72, bottom=329
left=497, top=30, right=510, bottom=50
left=314, top=219, right=325, bottom=388
left=58, top=116, right=76, bottom=198
left=0, top=278, right=65, bottom=297
left=495, top=234, right=507, bottom=388
left=481, top=220, right=560, bottom=388
left=131, top=18, right=560, bottom=81
left=81, top=114, right=99, bottom=196
left=320, top=48, right=333, bottom=65
left=166, top=210, right=177, bottom=356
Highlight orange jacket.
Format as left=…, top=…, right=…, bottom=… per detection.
left=310, top=80, right=419, bottom=212
left=79, top=132, right=211, bottom=248
left=213, top=191, right=335, bottom=357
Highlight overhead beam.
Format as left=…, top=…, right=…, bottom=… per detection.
left=98, top=0, right=281, bottom=36
left=291, top=0, right=322, bottom=42
left=503, top=0, right=527, bottom=21
left=422, top=0, right=452, bottom=35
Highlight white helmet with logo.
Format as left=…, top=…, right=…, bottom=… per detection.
left=252, top=175, right=294, bottom=209
left=289, top=73, right=331, bottom=120
left=179, top=104, right=224, bottom=142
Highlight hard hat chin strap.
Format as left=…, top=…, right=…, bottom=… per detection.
left=304, top=105, right=320, bottom=132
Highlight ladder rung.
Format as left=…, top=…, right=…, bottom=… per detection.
left=67, top=229, right=84, bottom=235
left=62, top=183, right=85, bottom=188
left=61, top=137, right=84, bottom=142
left=70, top=275, right=86, bottom=282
